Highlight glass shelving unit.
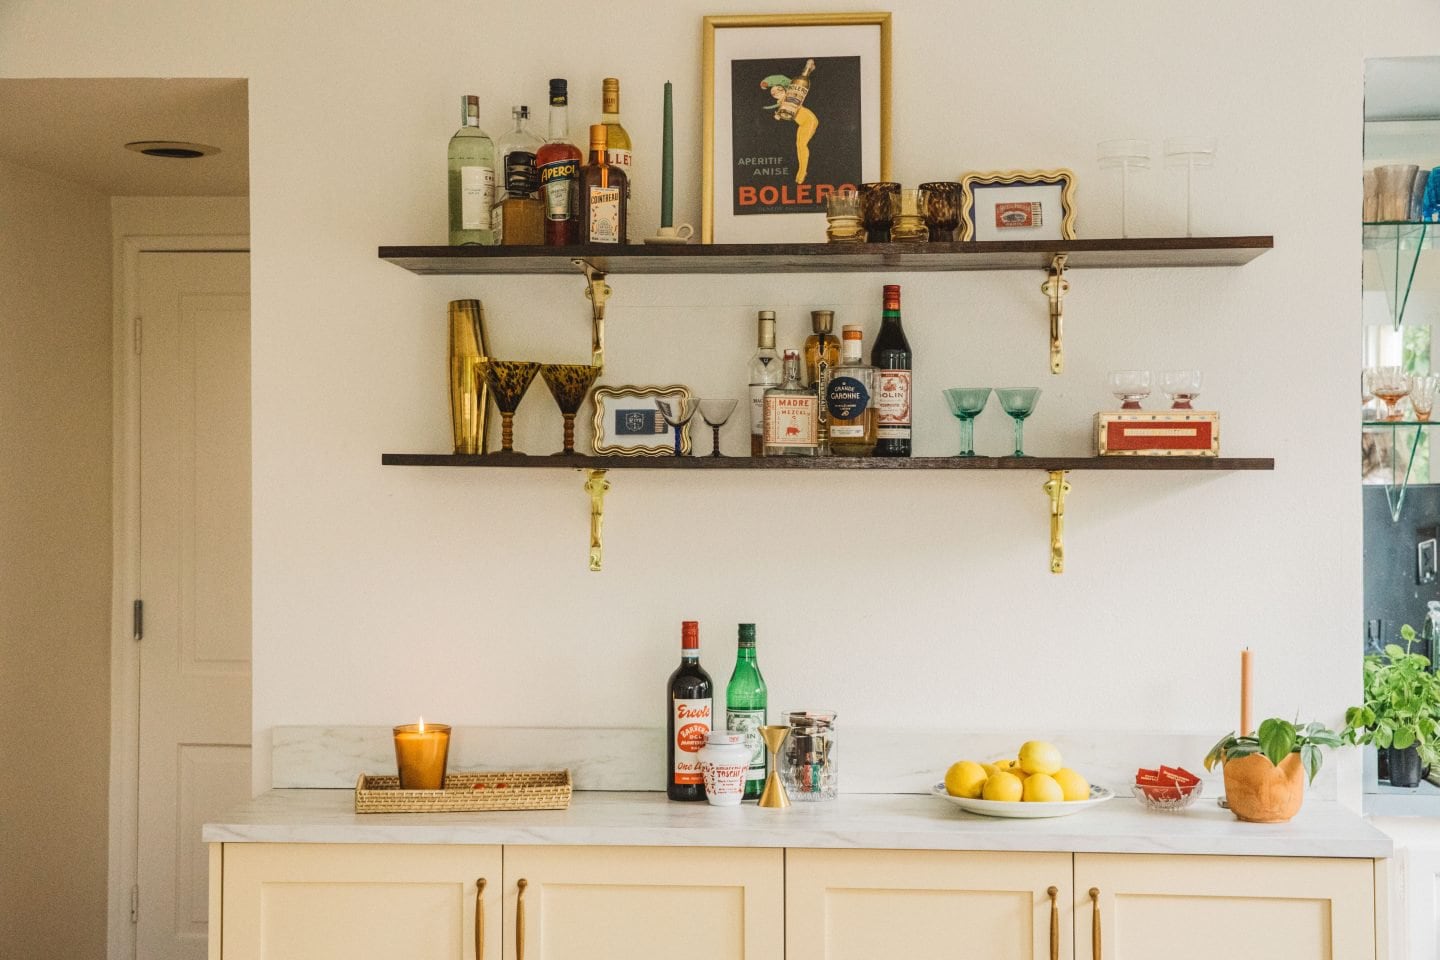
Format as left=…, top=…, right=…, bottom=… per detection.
left=1363, top=221, right=1434, bottom=330
left=1363, top=418, right=1434, bottom=520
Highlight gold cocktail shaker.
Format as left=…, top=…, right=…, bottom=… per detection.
left=448, top=299, right=491, bottom=454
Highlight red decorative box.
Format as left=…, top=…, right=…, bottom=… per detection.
left=1094, top=411, right=1219, bottom=456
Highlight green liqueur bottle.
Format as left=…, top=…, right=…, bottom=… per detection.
left=726, top=623, right=768, bottom=800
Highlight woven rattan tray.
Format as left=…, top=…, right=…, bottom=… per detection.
left=354, top=770, right=572, bottom=813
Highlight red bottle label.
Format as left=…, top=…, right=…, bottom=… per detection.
left=673, top=699, right=712, bottom=784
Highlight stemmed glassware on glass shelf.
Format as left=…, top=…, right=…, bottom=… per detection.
left=698, top=399, right=738, bottom=457
left=1160, top=369, right=1203, bottom=410
left=1164, top=138, right=1217, bottom=237
left=1362, top=367, right=1377, bottom=419
left=1097, top=139, right=1151, bottom=238
left=942, top=387, right=992, bottom=457
left=1372, top=366, right=1412, bottom=422
left=996, top=388, right=1042, bottom=457
left=656, top=397, right=702, bottom=456
left=1108, top=370, right=1152, bottom=410
left=1411, top=374, right=1439, bottom=423
left=480, top=360, right=541, bottom=455
left=540, top=363, right=600, bottom=455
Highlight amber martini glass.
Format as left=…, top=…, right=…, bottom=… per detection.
left=480, top=360, right=540, bottom=455
left=540, top=363, right=600, bottom=455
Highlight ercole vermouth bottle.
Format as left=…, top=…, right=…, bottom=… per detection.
left=667, top=620, right=713, bottom=801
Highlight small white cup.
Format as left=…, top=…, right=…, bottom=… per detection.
left=652, top=223, right=694, bottom=242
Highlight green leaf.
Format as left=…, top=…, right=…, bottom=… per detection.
left=1387, top=643, right=1407, bottom=659
left=1258, top=718, right=1296, bottom=767
left=1394, top=727, right=1417, bottom=749
left=1300, top=743, right=1322, bottom=784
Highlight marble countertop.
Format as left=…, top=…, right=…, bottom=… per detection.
left=204, top=789, right=1392, bottom=858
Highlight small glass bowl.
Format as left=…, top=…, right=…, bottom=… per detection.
left=1131, top=780, right=1203, bottom=812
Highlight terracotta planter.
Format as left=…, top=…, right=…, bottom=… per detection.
left=1222, top=752, right=1306, bottom=823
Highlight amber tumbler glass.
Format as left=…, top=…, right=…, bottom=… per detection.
left=920, top=181, right=962, bottom=241
left=860, top=182, right=900, bottom=242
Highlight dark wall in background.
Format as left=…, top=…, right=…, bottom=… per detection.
left=1364, top=484, right=1440, bottom=658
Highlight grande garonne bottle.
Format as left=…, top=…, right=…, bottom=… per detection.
left=667, top=621, right=713, bottom=801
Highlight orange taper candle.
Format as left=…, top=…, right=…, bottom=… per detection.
left=1240, top=648, right=1253, bottom=738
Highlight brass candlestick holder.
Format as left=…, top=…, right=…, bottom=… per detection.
left=758, top=725, right=792, bottom=809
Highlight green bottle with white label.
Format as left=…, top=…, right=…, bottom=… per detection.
left=448, top=95, right=497, bottom=246
left=726, top=623, right=768, bottom=800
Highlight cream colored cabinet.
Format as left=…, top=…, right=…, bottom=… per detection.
left=1073, top=853, right=1376, bottom=960
left=217, top=843, right=502, bottom=960
left=501, top=845, right=783, bottom=960
left=785, top=849, right=1072, bottom=960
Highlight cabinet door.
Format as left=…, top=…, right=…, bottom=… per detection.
left=786, top=849, right=1073, bottom=960
left=500, top=845, right=782, bottom=960
left=1074, top=853, right=1375, bottom=960
left=220, top=843, right=502, bottom=960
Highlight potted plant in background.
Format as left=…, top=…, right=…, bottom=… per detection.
left=1342, top=623, right=1440, bottom=788
left=1204, top=718, right=1342, bottom=822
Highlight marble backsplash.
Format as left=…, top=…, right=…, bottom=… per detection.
left=272, top=725, right=1339, bottom=800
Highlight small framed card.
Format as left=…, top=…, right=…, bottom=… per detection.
left=592, top=384, right=693, bottom=456
left=960, top=169, right=1076, bottom=242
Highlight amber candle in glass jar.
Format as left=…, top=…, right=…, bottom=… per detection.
left=393, top=720, right=452, bottom=790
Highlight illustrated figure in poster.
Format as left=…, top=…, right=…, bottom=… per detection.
left=760, top=59, right=818, bottom=183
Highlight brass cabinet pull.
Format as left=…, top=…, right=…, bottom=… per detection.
left=516, top=878, right=528, bottom=960
left=1090, top=887, right=1102, bottom=959
left=474, top=878, right=486, bottom=960
left=1047, top=885, right=1059, bottom=960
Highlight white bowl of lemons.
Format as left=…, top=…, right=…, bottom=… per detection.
left=934, top=741, right=1113, bottom=819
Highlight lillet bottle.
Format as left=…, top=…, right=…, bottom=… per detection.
left=580, top=124, right=627, bottom=244
left=667, top=621, right=713, bottom=801
left=726, top=623, right=768, bottom=800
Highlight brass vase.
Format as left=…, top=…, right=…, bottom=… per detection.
left=449, top=299, right=491, bottom=455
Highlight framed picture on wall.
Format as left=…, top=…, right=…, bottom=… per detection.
left=702, top=12, right=892, bottom=244
left=960, top=169, right=1077, bottom=242
left=592, top=384, right=693, bottom=456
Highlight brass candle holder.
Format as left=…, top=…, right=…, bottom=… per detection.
left=757, top=725, right=792, bottom=809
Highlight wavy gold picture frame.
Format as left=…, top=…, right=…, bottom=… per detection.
left=592, top=384, right=693, bottom=457
left=959, top=168, right=1077, bottom=242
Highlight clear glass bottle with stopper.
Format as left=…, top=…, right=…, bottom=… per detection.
left=748, top=311, right=782, bottom=457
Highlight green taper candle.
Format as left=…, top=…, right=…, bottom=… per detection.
left=662, top=81, right=673, bottom=227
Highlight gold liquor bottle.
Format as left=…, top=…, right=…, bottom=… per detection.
left=827, top=325, right=877, bottom=456
left=804, top=310, right=840, bottom=455
left=600, top=78, right=632, bottom=186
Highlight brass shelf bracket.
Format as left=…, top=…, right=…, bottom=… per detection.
left=1041, top=253, right=1069, bottom=374
left=573, top=259, right=610, bottom=373
left=1043, top=469, right=1072, bottom=574
left=583, top=468, right=610, bottom=572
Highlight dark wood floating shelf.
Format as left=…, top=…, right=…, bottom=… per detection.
left=378, top=237, right=1274, bottom=276
left=382, top=453, right=1275, bottom=471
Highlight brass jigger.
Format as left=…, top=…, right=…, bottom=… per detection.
left=757, top=725, right=792, bottom=809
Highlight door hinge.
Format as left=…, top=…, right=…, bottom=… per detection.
left=130, top=884, right=139, bottom=924
left=132, top=599, right=143, bottom=641
left=133, top=315, right=142, bottom=356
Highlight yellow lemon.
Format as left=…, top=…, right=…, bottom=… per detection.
left=993, top=758, right=1021, bottom=772
left=1022, top=773, right=1064, bottom=803
left=1052, top=768, right=1091, bottom=801
left=944, top=761, right=988, bottom=799
left=982, top=771, right=1024, bottom=802
left=979, top=762, right=1000, bottom=778
left=1018, top=741, right=1063, bottom=776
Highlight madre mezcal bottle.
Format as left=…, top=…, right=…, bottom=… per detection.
left=726, top=623, right=768, bottom=801
left=666, top=621, right=713, bottom=801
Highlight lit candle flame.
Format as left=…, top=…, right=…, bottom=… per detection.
left=418, top=716, right=424, bottom=733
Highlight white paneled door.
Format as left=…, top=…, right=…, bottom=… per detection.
left=136, top=251, right=251, bottom=960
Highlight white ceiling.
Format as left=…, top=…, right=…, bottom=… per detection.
left=0, top=78, right=247, bottom=196
left=1366, top=57, right=1440, bottom=122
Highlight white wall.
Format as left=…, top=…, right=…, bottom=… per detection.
left=0, top=1, right=1374, bottom=798
left=0, top=159, right=113, bottom=960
